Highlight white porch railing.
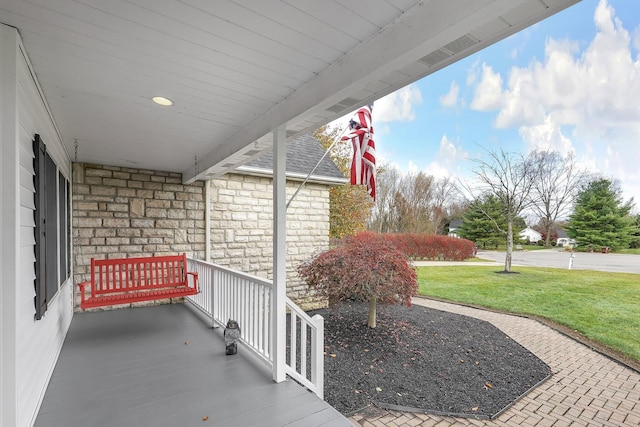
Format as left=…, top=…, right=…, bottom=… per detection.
left=186, top=258, right=324, bottom=399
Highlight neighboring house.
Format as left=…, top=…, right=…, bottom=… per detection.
left=556, top=228, right=576, bottom=247
left=519, top=226, right=542, bottom=244
left=448, top=219, right=463, bottom=238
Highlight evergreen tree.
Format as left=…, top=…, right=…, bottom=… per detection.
left=457, top=195, right=506, bottom=249
left=630, top=214, right=640, bottom=249
left=567, top=179, right=635, bottom=251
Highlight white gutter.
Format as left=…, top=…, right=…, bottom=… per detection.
left=234, top=165, right=347, bottom=186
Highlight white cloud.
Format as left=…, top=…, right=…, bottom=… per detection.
left=374, top=84, right=423, bottom=123
left=518, top=115, right=575, bottom=156
left=437, top=135, right=467, bottom=162
left=633, top=27, right=640, bottom=52
left=594, top=0, right=617, bottom=33
left=406, top=160, right=419, bottom=175
left=470, top=63, right=504, bottom=111
left=575, top=142, right=598, bottom=174
left=388, top=135, right=469, bottom=181
left=466, top=60, right=481, bottom=86
left=439, top=82, right=460, bottom=108
left=374, top=123, right=391, bottom=137
left=468, top=0, right=640, bottom=204
left=424, top=161, right=450, bottom=179
left=424, top=135, right=469, bottom=179
left=329, top=84, right=422, bottom=132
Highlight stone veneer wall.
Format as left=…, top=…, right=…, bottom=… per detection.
left=209, top=174, right=331, bottom=310
left=72, top=163, right=206, bottom=309
left=72, top=164, right=331, bottom=311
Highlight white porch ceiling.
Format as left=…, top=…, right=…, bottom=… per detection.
left=0, top=0, right=580, bottom=183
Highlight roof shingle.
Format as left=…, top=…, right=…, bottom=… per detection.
left=242, top=133, right=346, bottom=182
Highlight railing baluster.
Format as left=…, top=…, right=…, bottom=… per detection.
left=290, top=312, right=297, bottom=372
left=210, top=267, right=215, bottom=328
left=300, top=318, right=307, bottom=377
left=186, top=258, right=323, bottom=398
left=258, top=285, right=263, bottom=353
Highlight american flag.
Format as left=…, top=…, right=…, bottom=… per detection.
left=342, top=104, right=376, bottom=200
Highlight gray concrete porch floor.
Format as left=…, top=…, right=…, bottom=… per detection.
left=36, top=303, right=351, bottom=427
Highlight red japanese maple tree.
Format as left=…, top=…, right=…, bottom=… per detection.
left=298, top=232, right=418, bottom=328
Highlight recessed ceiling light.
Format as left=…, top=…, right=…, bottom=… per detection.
left=152, top=96, right=173, bottom=106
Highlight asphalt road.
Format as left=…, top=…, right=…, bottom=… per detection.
left=475, top=249, right=640, bottom=275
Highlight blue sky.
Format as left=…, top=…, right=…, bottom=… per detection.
left=348, top=0, right=640, bottom=211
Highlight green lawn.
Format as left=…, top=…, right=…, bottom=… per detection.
left=619, top=248, right=640, bottom=255
left=417, top=266, right=640, bottom=363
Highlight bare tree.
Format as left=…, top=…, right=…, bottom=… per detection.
left=431, top=176, right=456, bottom=234
left=528, top=150, right=588, bottom=246
left=369, top=164, right=401, bottom=233
left=397, top=172, right=434, bottom=233
left=461, top=148, right=538, bottom=272
left=370, top=166, right=458, bottom=234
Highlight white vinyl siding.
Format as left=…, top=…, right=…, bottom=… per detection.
left=13, top=34, right=73, bottom=427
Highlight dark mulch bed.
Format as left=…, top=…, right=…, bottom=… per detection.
left=307, top=301, right=551, bottom=419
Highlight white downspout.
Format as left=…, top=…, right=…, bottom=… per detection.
left=272, top=126, right=286, bottom=383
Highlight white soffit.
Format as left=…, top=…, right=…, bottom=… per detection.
left=0, top=0, right=580, bottom=182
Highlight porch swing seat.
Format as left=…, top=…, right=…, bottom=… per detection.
left=78, top=253, right=198, bottom=309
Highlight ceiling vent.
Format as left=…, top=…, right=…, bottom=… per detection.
left=419, top=34, right=479, bottom=67
left=326, top=97, right=360, bottom=114
left=419, top=49, right=452, bottom=67
left=444, top=34, right=479, bottom=54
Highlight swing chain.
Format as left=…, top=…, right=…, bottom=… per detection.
left=192, top=156, right=199, bottom=259
left=72, top=139, right=85, bottom=285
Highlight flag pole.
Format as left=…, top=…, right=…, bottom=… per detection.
left=286, top=126, right=349, bottom=209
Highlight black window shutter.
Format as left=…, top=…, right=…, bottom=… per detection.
left=59, top=172, right=68, bottom=283
left=45, top=152, right=58, bottom=300
left=33, top=134, right=47, bottom=320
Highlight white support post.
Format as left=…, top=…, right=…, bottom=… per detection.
left=272, top=126, right=287, bottom=383
left=311, top=314, right=325, bottom=399
left=205, top=179, right=211, bottom=263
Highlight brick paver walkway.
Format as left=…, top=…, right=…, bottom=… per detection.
left=349, top=298, right=640, bottom=427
